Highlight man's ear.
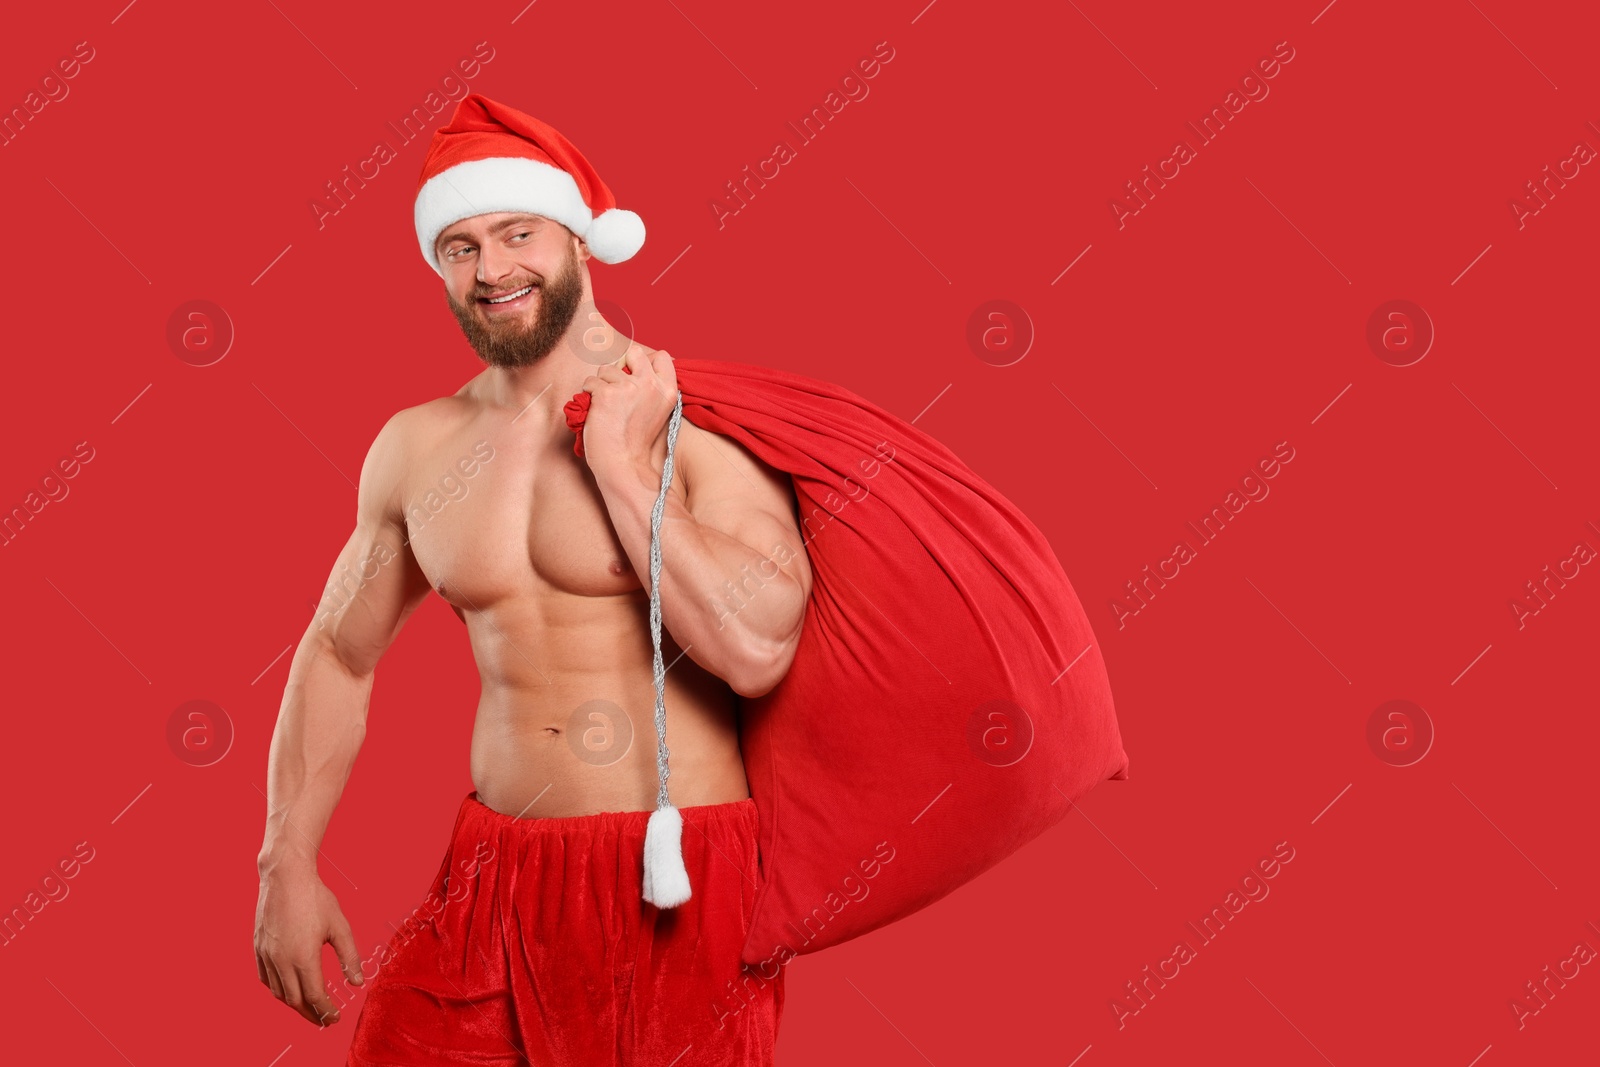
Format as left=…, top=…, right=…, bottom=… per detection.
left=574, top=233, right=592, bottom=263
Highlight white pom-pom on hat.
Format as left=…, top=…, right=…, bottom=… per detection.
left=583, top=207, right=646, bottom=265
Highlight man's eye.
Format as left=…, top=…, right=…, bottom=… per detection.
left=512, top=232, right=530, bottom=241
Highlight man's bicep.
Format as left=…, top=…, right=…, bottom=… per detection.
left=682, top=426, right=813, bottom=606
left=311, top=413, right=433, bottom=676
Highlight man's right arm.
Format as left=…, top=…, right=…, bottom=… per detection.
left=253, top=409, right=434, bottom=1027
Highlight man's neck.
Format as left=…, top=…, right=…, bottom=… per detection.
left=473, top=327, right=639, bottom=429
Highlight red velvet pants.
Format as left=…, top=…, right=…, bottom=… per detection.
left=346, top=791, right=784, bottom=1066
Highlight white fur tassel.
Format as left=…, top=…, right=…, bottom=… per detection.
left=641, top=394, right=691, bottom=910
left=642, top=802, right=692, bottom=908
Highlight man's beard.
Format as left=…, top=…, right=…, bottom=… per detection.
left=445, top=244, right=585, bottom=369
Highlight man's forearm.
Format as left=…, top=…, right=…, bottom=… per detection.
left=593, top=459, right=802, bottom=692
left=257, top=635, right=372, bottom=877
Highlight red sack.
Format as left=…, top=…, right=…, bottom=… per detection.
left=566, top=357, right=1129, bottom=966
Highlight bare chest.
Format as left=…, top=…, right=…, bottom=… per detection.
left=399, top=425, right=684, bottom=607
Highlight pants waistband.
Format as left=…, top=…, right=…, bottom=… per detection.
left=459, top=789, right=757, bottom=837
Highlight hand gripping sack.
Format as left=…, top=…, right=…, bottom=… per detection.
left=565, top=357, right=1129, bottom=965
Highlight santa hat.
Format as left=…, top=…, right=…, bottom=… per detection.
left=413, top=93, right=645, bottom=276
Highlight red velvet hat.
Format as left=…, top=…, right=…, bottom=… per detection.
left=413, top=93, right=645, bottom=276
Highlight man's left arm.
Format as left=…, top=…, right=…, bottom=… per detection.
left=590, top=391, right=813, bottom=698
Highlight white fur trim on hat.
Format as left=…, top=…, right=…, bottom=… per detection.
left=415, top=156, right=643, bottom=274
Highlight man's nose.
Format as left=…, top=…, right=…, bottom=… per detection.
left=477, top=241, right=521, bottom=285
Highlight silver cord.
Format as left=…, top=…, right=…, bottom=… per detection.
left=650, top=390, right=685, bottom=809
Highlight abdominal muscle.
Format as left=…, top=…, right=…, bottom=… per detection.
left=463, top=589, right=750, bottom=819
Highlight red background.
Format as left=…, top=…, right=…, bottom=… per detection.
left=2, top=1, right=1596, bottom=1063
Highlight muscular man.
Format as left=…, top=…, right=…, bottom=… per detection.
left=254, top=96, right=813, bottom=1066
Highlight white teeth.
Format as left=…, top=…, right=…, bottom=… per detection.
left=486, top=286, right=534, bottom=304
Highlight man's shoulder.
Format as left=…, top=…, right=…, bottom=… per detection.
left=677, top=418, right=795, bottom=519
left=376, top=391, right=477, bottom=451
left=676, top=416, right=813, bottom=605
left=358, top=392, right=477, bottom=510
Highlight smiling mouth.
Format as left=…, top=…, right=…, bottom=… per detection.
left=478, top=284, right=538, bottom=309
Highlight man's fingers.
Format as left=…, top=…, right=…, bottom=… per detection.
left=275, top=958, right=328, bottom=1027
left=618, top=345, right=660, bottom=384
left=650, top=349, right=678, bottom=397
left=256, top=950, right=269, bottom=988
left=276, top=959, right=303, bottom=1017
left=293, top=960, right=340, bottom=1026
left=264, top=955, right=286, bottom=1002
left=329, top=918, right=365, bottom=987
